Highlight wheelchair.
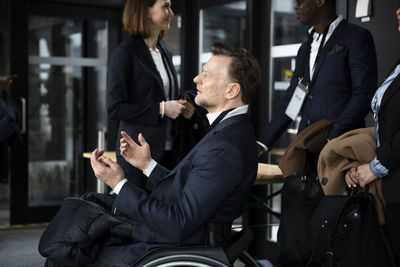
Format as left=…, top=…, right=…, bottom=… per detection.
left=133, top=227, right=260, bottom=267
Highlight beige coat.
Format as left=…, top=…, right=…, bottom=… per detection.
left=317, top=127, right=386, bottom=224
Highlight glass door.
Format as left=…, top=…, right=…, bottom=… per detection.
left=8, top=3, right=119, bottom=225
left=199, top=1, right=247, bottom=71
left=27, top=16, right=107, bottom=207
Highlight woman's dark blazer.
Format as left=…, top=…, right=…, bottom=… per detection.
left=376, top=68, right=400, bottom=204
left=107, top=36, right=180, bottom=184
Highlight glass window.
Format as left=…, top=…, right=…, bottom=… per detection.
left=199, top=1, right=246, bottom=70
left=0, top=0, right=10, bottom=225
left=272, top=1, right=308, bottom=46
left=28, top=16, right=108, bottom=206
left=163, top=15, right=182, bottom=88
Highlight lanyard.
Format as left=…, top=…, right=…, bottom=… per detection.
left=310, top=25, right=330, bottom=76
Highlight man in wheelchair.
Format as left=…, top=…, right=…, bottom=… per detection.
left=89, top=42, right=261, bottom=266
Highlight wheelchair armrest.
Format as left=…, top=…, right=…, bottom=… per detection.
left=133, top=246, right=230, bottom=267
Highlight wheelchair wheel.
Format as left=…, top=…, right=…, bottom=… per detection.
left=140, top=254, right=230, bottom=267
left=236, top=251, right=260, bottom=267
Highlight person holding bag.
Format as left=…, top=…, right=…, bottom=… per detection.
left=345, top=7, right=400, bottom=265
left=257, top=0, right=377, bottom=265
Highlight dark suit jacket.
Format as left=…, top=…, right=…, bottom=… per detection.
left=259, top=20, right=377, bottom=148
left=107, top=36, right=180, bottom=185
left=376, top=68, right=400, bottom=204
left=113, top=114, right=258, bottom=265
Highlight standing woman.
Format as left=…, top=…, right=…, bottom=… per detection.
left=346, top=8, right=400, bottom=265
left=107, top=0, right=194, bottom=188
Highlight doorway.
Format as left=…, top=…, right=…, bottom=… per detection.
left=6, top=1, right=120, bottom=225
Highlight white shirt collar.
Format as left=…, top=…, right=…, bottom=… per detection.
left=308, top=15, right=344, bottom=42
left=308, top=15, right=343, bottom=79
left=206, top=105, right=249, bottom=125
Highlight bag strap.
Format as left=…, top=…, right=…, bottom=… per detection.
left=348, top=184, right=369, bottom=196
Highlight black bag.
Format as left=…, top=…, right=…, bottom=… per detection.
left=307, top=187, right=395, bottom=267
left=277, top=154, right=324, bottom=266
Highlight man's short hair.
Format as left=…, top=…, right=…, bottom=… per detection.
left=211, top=42, right=260, bottom=104
left=122, top=0, right=165, bottom=40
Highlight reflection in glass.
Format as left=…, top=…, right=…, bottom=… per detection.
left=272, top=0, right=308, bottom=46
left=28, top=16, right=108, bottom=206
left=28, top=64, right=80, bottom=206
left=28, top=16, right=83, bottom=58
left=199, top=1, right=246, bottom=69
left=0, top=0, right=10, bottom=225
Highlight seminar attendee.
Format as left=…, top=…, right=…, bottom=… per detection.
left=107, top=0, right=196, bottom=188
left=0, top=76, right=17, bottom=184
left=0, top=76, right=15, bottom=142
left=89, top=42, right=260, bottom=266
left=345, top=7, right=400, bottom=265
left=258, top=0, right=377, bottom=265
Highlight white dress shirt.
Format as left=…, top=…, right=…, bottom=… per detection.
left=308, top=15, right=343, bottom=79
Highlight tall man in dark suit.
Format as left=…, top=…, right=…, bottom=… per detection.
left=89, top=42, right=261, bottom=266
left=257, top=0, right=377, bottom=266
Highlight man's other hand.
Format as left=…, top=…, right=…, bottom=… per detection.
left=90, top=148, right=124, bottom=189
left=120, top=131, right=152, bottom=171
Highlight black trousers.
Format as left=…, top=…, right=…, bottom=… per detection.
left=385, top=202, right=400, bottom=267
left=81, top=245, right=131, bottom=267
left=45, top=246, right=131, bottom=267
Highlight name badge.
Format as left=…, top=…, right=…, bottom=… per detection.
left=285, top=79, right=308, bottom=121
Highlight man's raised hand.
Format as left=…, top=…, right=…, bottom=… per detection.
left=120, top=131, right=152, bottom=171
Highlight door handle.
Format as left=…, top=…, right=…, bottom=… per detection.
left=20, top=97, right=26, bottom=134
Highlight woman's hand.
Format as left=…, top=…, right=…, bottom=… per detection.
left=0, top=77, right=12, bottom=86
left=345, top=167, right=359, bottom=187
left=356, top=164, right=378, bottom=188
left=345, top=164, right=378, bottom=189
left=178, top=98, right=195, bottom=119
left=120, top=131, right=152, bottom=171
left=163, top=100, right=185, bottom=119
